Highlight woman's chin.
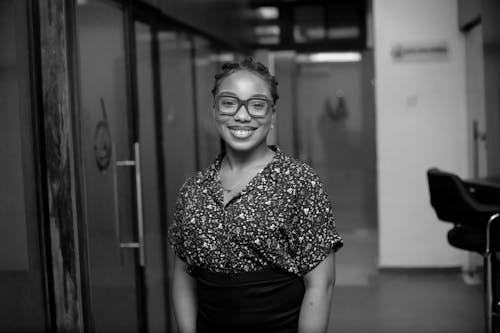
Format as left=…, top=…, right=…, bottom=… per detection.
left=225, top=141, right=256, bottom=153
left=222, top=137, right=268, bottom=154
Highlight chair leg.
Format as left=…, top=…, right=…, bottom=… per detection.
left=486, top=252, right=494, bottom=333
left=486, top=213, right=500, bottom=333
left=493, top=252, right=499, bottom=333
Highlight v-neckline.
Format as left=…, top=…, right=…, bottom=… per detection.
left=219, top=153, right=277, bottom=207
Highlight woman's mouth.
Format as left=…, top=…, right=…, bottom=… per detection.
left=228, top=127, right=256, bottom=139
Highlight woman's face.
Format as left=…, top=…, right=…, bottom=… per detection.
left=213, top=70, right=275, bottom=154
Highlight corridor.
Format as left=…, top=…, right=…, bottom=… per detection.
left=1, top=0, right=499, bottom=332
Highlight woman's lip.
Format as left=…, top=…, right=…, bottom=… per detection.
left=227, top=126, right=257, bottom=130
left=228, top=127, right=256, bottom=139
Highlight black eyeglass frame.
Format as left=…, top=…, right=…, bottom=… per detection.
left=214, top=94, right=275, bottom=118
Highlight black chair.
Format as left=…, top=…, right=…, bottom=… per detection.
left=427, top=168, right=500, bottom=333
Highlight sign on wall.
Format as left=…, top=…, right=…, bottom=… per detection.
left=391, top=41, right=449, bottom=62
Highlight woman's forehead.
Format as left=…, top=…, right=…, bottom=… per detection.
left=218, top=70, right=271, bottom=96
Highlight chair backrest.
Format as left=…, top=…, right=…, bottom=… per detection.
left=426, top=168, right=481, bottom=225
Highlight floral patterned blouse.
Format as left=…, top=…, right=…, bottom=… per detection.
left=168, top=146, right=343, bottom=276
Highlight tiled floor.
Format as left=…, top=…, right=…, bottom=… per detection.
left=330, top=228, right=484, bottom=333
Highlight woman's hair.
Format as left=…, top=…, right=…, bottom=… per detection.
left=211, top=57, right=279, bottom=104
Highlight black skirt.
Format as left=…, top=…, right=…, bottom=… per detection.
left=195, top=269, right=305, bottom=333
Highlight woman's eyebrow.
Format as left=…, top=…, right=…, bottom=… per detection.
left=251, top=93, right=271, bottom=99
left=218, top=91, right=270, bottom=99
left=217, top=91, right=237, bottom=96
left=216, top=91, right=272, bottom=101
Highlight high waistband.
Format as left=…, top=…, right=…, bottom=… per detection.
left=195, top=268, right=304, bottom=332
left=194, top=268, right=298, bottom=286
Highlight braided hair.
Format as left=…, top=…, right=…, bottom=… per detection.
left=211, top=57, right=279, bottom=105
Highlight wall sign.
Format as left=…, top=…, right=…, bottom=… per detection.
left=391, top=41, right=449, bottom=62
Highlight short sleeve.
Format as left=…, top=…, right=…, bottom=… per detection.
left=290, top=166, right=343, bottom=276
left=168, top=179, right=192, bottom=263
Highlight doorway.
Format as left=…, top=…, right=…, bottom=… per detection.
left=274, top=51, right=378, bottom=285
left=274, top=52, right=377, bottom=232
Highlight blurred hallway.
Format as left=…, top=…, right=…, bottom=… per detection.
left=2, top=0, right=500, bottom=332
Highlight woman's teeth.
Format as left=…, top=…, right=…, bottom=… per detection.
left=230, top=128, right=254, bottom=138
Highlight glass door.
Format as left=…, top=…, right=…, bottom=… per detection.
left=76, top=1, right=145, bottom=331
left=134, top=19, right=171, bottom=332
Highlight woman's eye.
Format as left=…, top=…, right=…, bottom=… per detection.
left=250, top=101, right=267, bottom=109
left=221, top=99, right=236, bottom=107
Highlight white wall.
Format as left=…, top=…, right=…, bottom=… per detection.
left=374, top=0, right=469, bottom=267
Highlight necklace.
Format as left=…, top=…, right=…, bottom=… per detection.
left=221, top=180, right=244, bottom=193
left=219, top=150, right=276, bottom=193
left=220, top=168, right=255, bottom=193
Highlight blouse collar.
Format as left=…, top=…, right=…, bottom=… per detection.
left=197, top=145, right=287, bottom=187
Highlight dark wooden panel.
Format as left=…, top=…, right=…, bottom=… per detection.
left=38, top=0, right=84, bottom=331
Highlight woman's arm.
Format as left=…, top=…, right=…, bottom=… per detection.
left=171, top=257, right=197, bottom=333
left=297, top=252, right=336, bottom=333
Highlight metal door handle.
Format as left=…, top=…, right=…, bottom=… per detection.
left=115, top=142, right=145, bottom=267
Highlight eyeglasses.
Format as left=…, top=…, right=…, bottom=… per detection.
left=215, top=95, right=273, bottom=118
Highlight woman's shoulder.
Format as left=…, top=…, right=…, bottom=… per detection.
left=276, top=149, right=319, bottom=181
left=179, top=170, right=208, bottom=192
left=178, top=161, right=219, bottom=193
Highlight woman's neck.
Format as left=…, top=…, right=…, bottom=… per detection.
left=223, top=144, right=274, bottom=172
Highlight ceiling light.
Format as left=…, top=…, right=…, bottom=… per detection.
left=209, top=53, right=235, bottom=63
left=296, top=52, right=362, bottom=63
left=257, top=7, right=279, bottom=20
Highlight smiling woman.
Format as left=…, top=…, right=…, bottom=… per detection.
left=169, top=57, right=343, bottom=333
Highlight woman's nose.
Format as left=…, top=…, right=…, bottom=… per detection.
left=234, top=104, right=252, bottom=121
